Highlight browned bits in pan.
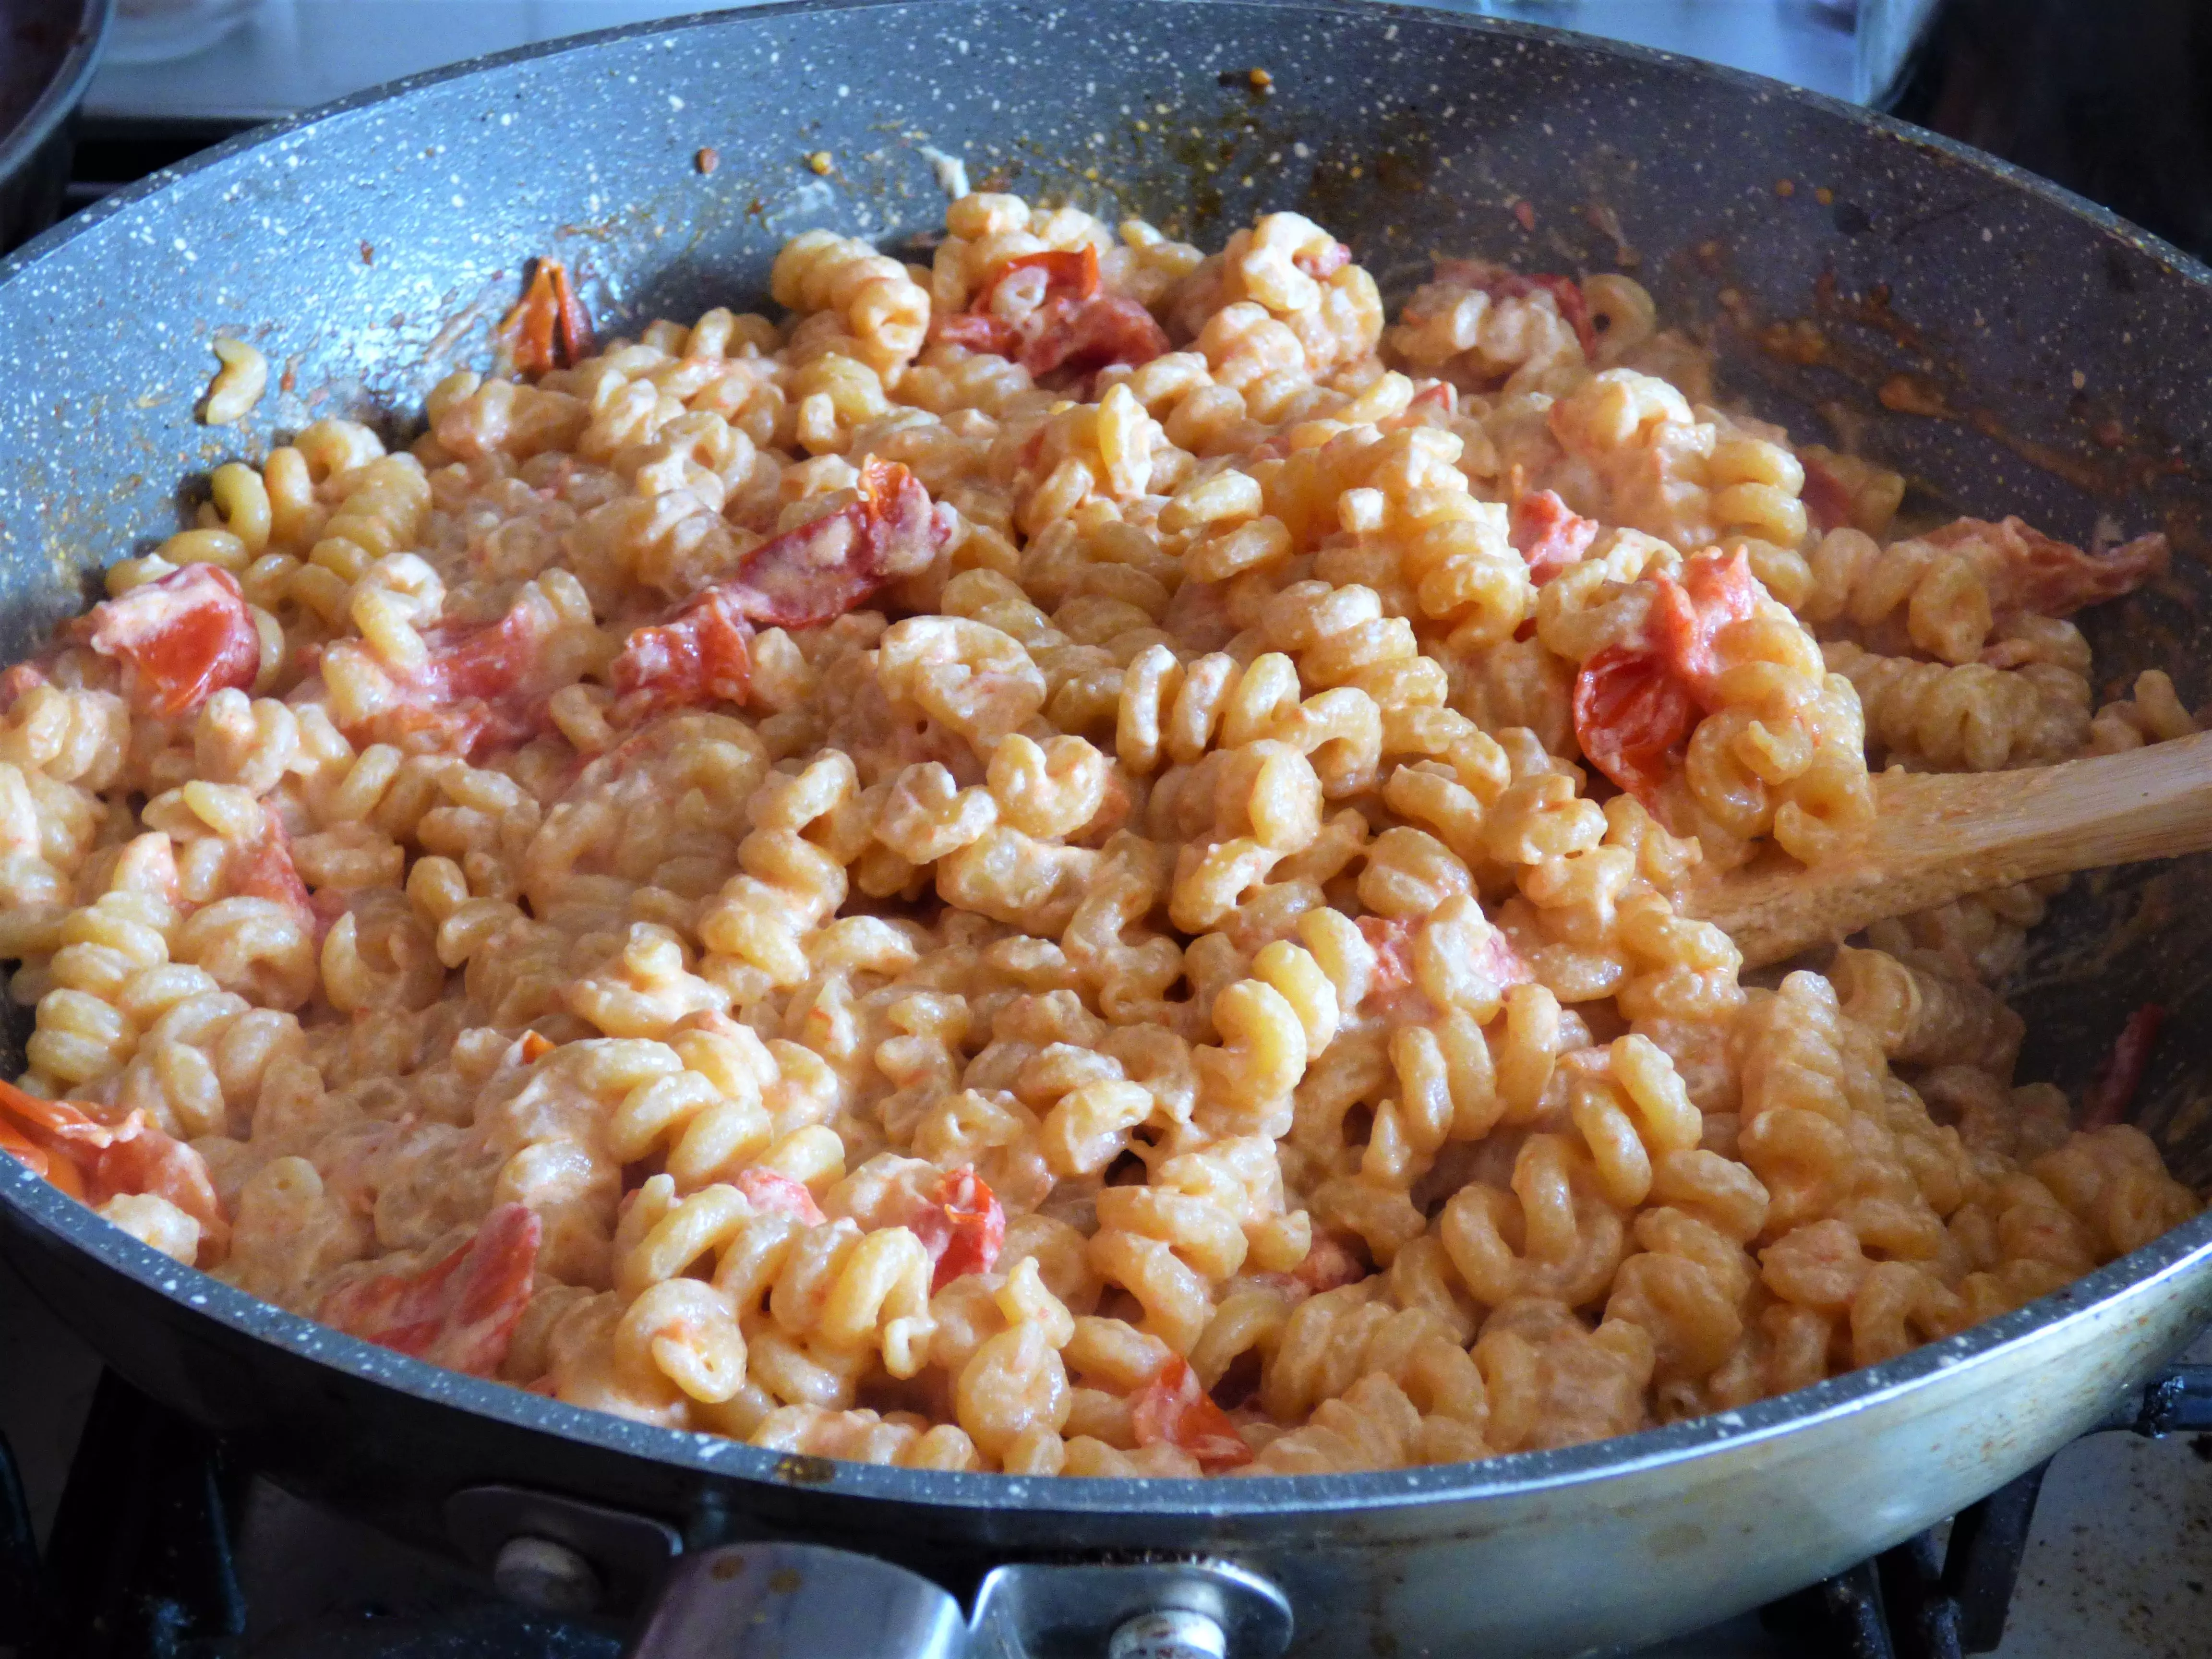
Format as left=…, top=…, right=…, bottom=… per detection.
left=496, top=257, right=593, bottom=374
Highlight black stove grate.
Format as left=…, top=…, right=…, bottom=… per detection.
left=12, top=1373, right=618, bottom=1659
left=31, top=1373, right=244, bottom=1659
left=1757, top=1463, right=2046, bottom=1659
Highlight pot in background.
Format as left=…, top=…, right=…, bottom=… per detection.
left=1872, top=0, right=2212, bottom=264
left=108, top=0, right=260, bottom=65
left=0, top=0, right=111, bottom=252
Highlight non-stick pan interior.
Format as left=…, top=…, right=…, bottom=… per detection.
left=1, top=0, right=2210, bottom=1521
left=6, top=0, right=2206, bottom=1170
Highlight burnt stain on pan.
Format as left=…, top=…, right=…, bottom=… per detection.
left=770, top=1452, right=838, bottom=1487
left=1698, top=244, right=2207, bottom=511
left=1298, top=100, right=1437, bottom=234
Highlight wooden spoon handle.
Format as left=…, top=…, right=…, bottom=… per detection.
left=1687, top=728, right=2212, bottom=968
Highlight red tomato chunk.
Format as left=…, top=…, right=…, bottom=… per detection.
left=913, top=1169, right=1005, bottom=1293
left=1510, top=489, right=1599, bottom=586
left=1131, top=1356, right=1253, bottom=1471
left=1574, top=549, right=1758, bottom=802
left=319, top=1202, right=541, bottom=1377
left=613, top=459, right=948, bottom=715
left=84, top=564, right=259, bottom=718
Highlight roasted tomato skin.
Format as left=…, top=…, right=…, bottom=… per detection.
left=318, top=1202, right=542, bottom=1377
left=612, top=460, right=948, bottom=716
left=83, top=564, right=260, bottom=719
left=2082, top=1004, right=2166, bottom=1130
left=0, top=1079, right=228, bottom=1258
left=734, top=1168, right=827, bottom=1226
left=1925, top=515, right=2168, bottom=618
left=1574, top=643, right=1699, bottom=804
left=611, top=588, right=755, bottom=719
left=499, top=259, right=593, bottom=374
left=934, top=313, right=1018, bottom=356
left=332, top=586, right=569, bottom=760
left=1800, top=456, right=1853, bottom=535
left=1573, top=548, right=1758, bottom=802
left=230, top=804, right=312, bottom=914
left=1510, top=489, right=1599, bottom=586
left=1655, top=553, right=1755, bottom=688
left=1130, top=1356, right=1254, bottom=1471
left=910, top=1169, right=1005, bottom=1292
left=1018, top=295, right=1171, bottom=383
left=930, top=245, right=1167, bottom=385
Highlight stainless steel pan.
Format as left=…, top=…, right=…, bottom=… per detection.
left=4, top=4, right=2212, bottom=1654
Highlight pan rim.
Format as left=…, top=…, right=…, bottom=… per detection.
left=3, top=0, right=2210, bottom=296
left=2, top=0, right=2211, bottom=1524
left=9, top=1151, right=2211, bottom=1519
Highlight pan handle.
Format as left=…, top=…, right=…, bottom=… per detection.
left=623, top=1541, right=966, bottom=1658
left=2102, top=1361, right=2212, bottom=1436
left=622, top=1542, right=1292, bottom=1659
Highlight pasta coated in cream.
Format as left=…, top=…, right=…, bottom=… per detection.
left=0, top=194, right=2195, bottom=1479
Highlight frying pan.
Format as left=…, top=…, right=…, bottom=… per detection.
left=4, top=3, right=2212, bottom=1655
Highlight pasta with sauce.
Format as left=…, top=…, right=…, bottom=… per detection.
left=0, top=194, right=2195, bottom=1479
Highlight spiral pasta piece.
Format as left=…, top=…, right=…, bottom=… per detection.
left=1824, top=640, right=2088, bottom=771
left=770, top=229, right=932, bottom=373
left=0, top=190, right=2191, bottom=1482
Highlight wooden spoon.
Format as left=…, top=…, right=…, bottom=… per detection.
left=1683, top=729, right=2212, bottom=968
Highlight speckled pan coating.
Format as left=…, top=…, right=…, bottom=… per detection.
left=2, top=6, right=2212, bottom=1655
